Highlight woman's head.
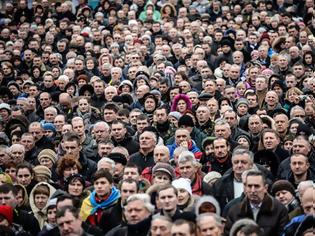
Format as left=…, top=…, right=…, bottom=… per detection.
left=16, top=163, right=34, bottom=187
left=66, top=174, right=85, bottom=197
left=56, top=155, right=82, bottom=178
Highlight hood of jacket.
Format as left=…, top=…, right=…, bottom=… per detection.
left=194, top=195, right=221, bottom=216
left=29, top=182, right=56, bottom=214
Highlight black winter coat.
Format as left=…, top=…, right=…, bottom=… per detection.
left=225, top=195, right=289, bottom=236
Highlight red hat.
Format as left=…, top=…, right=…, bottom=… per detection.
left=0, top=205, right=13, bottom=225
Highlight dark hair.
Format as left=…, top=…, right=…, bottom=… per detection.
left=104, top=102, right=119, bottom=113
left=93, top=169, right=113, bottom=184
left=157, top=184, right=178, bottom=197
left=246, top=170, right=267, bottom=185
left=124, top=162, right=140, bottom=175
left=16, top=163, right=34, bottom=176
left=56, top=206, right=79, bottom=219
left=173, top=219, right=196, bottom=234
left=62, top=132, right=80, bottom=146
left=0, top=184, right=17, bottom=196
left=119, top=179, right=139, bottom=192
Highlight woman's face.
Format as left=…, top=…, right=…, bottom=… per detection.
left=204, top=144, right=214, bottom=156
left=168, top=116, right=178, bottom=127
left=68, top=179, right=84, bottom=196
left=16, top=190, right=24, bottom=207
left=283, top=140, right=293, bottom=152
left=144, top=97, right=156, bottom=112
left=177, top=188, right=190, bottom=206
left=237, top=137, right=250, bottom=149
left=63, top=165, right=79, bottom=178
left=121, top=85, right=131, bottom=93
left=2, top=65, right=12, bottom=75
left=289, top=122, right=299, bottom=134
left=177, top=99, right=187, bottom=113
left=16, top=168, right=33, bottom=187
left=79, top=98, right=90, bottom=113
left=136, top=79, right=146, bottom=87
left=66, top=86, right=75, bottom=96
left=86, top=60, right=94, bottom=70
left=33, top=68, right=41, bottom=78
left=305, top=54, right=313, bottom=64
left=287, top=91, right=298, bottom=103
left=78, top=79, right=87, bottom=88
left=174, top=74, right=183, bottom=85
left=39, top=157, right=53, bottom=169
left=52, top=68, right=60, bottom=78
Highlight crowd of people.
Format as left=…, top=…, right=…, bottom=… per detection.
left=0, top=0, right=314, bottom=235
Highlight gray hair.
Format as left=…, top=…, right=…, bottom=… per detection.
left=214, top=118, right=229, bottom=126
left=178, top=151, right=196, bottom=165
left=9, top=144, right=25, bottom=153
left=232, top=148, right=254, bottom=163
left=97, top=157, right=115, bottom=172
left=94, top=121, right=110, bottom=131
left=290, top=105, right=305, bottom=118
left=126, top=193, right=155, bottom=214
left=197, top=213, right=223, bottom=227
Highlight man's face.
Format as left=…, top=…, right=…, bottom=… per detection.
left=178, top=161, right=196, bottom=180
left=197, top=216, right=223, bottom=236
left=125, top=200, right=151, bottom=225
left=213, top=139, right=229, bottom=159
left=136, top=119, right=149, bottom=134
left=0, top=191, right=17, bottom=208
left=155, top=109, right=167, bottom=123
left=158, top=188, right=178, bottom=212
left=10, top=146, right=25, bottom=164
left=196, top=107, right=210, bottom=123
left=247, top=95, right=258, bottom=108
left=292, top=139, right=311, bottom=156
left=214, top=124, right=231, bottom=139
left=123, top=167, right=140, bottom=181
left=224, top=112, right=237, bottom=128
left=72, top=120, right=85, bottom=137
left=232, top=154, right=252, bottom=178
left=93, top=82, right=104, bottom=95
left=154, top=147, right=169, bottom=163
left=57, top=210, right=82, bottom=236
left=248, top=116, right=263, bottom=135
left=93, top=125, right=109, bottom=142
left=290, top=155, right=309, bottom=176
left=139, top=132, right=156, bottom=150
left=111, top=123, right=126, bottom=141
left=63, top=140, right=81, bottom=157
left=265, top=91, right=278, bottom=106
left=43, top=76, right=54, bottom=88
left=39, top=93, right=51, bottom=108
left=255, top=77, right=267, bottom=91
left=94, top=177, right=111, bottom=197
left=151, top=218, right=172, bottom=236
left=54, top=116, right=65, bottom=132
left=21, top=135, right=35, bottom=151
left=274, top=114, right=288, bottom=134
left=104, top=109, right=117, bottom=123
left=120, top=182, right=137, bottom=204
left=263, top=132, right=280, bottom=150
left=171, top=223, right=192, bottom=236
left=245, top=175, right=267, bottom=205
left=175, top=130, right=190, bottom=146
left=224, top=88, right=236, bottom=102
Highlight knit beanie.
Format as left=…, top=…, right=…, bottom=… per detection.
left=0, top=205, right=13, bottom=225
left=236, top=98, right=249, bottom=108
left=33, top=165, right=52, bottom=179
left=172, top=178, right=192, bottom=196
left=271, top=180, right=296, bottom=196
left=169, top=111, right=182, bottom=120
left=38, top=149, right=57, bottom=164
left=178, top=114, right=194, bottom=127
left=203, top=171, right=222, bottom=184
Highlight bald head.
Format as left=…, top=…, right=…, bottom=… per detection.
left=302, top=186, right=315, bottom=215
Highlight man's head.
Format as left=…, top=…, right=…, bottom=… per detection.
left=93, top=169, right=113, bottom=198
left=232, top=148, right=254, bottom=181
left=178, top=151, right=197, bottom=181
left=261, top=129, right=280, bottom=150
left=171, top=219, right=196, bottom=236
left=111, top=120, right=127, bottom=142
left=123, top=163, right=140, bottom=181
left=214, top=119, right=231, bottom=139
left=154, top=145, right=170, bottom=163
left=245, top=170, right=268, bottom=205
left=213, top=138, right=230, bottom=160
left=301, top=186, right=315, bottom=215
left=57, top=206, right=83, bottom=236
left=0, top=184, right=18, bottom=208
left=248, top=115, right=263, bottom=135
left=157, top=185, right=178, bottom=214
left=93, top=121, right=110, bottom=142
left=292, top=135, right=311, bottom=156
left=150, top=215, right=172, bottom=236
left=273, top=113, right=289, bottom=135
left=175, top=128, right=191, bottom=146
left=120, top=179, right=139, bottom=205
left=196, top=213, right=223, bottom=236
left=139, top=131, right=157, bottom=153
left=290, top=153, right=310, bottom=178
left=62, top=132, right=82, bottom=157
left=124, top=194, right=154, bottom=224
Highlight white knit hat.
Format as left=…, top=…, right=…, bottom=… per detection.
left=172, top=178, right=192, bottom=196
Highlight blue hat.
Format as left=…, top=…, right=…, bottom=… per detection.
left=41, top=122, right=56, bottom=133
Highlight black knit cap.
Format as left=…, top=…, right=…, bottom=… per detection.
left=178, top=114, right=194, bottom=127
left=271, top=180, right=295, bottom=196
